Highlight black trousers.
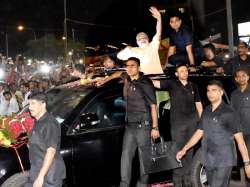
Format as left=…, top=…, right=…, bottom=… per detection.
left=206, top=166, right=232, bottom=187
left=119, top=124, right=151, bottom=187
left=244, top=134, right=250, bottom=187
left=171, top=123, right=196, bottom=187
left=168, top=52, right=203, bottom=66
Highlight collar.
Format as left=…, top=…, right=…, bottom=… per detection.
left=209, top=101, right=225, bottom=113
left=36, top=112, right=49, bottom=123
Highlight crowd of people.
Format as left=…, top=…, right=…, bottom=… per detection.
left=0, top=5, right=250, bottom=187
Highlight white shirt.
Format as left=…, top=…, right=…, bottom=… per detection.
left=0, top=95, right=19, bottom=116
left=117, top=35, right=163, bottom=75
left=6, top=96, right=19, bottom=116
left=0, top=90, right=7, bottom=116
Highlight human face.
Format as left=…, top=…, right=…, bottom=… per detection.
left=235, top=70, right=249, bottom=87
left=169, top=17, right=182, bottom=31
left=136, top=33, right=149, bottom=48
left=125, top=60, right=140, bottom=77
left=175, top=66, right=188, bottom=81
left=204, top=48, right=215, bottom=60
left=103, top=58, right=115, bottom=69
left=28, top=99, right=46, bottom=119
left=237, top=43, right=248, bottom=56
left=4, top=94, right=11, bottom=101
left=207, top=85, right=223, bottom=104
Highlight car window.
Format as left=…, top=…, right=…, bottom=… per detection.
left=47, top=88, right=92, bottom=123
left=85, top=94, right=126, bottom=128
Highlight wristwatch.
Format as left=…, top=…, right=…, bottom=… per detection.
left=152, top=126, right=159, bottom=131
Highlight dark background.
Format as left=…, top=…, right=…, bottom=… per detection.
left=0, top=0, right=249, bottom=56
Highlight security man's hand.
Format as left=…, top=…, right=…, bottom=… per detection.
left=151, top=129, right=160, bottom=139
left=245, top=165, right=250, bottom=179
left=176, top=149, right=187, bottom=162
left=33, top=175, right=44, bottom=187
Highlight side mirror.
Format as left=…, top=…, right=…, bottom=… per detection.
left=79, top=113, right=100, bottom=129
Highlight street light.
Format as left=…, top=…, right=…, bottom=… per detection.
left=17, top=25, right=37, bottom=40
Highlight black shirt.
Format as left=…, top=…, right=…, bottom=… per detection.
left=231, top=84, right=250, bottom=135
left=160, top=79, right=200, bottom=125
left=198, top=102, right=241, bottom=167
left=29, top=112, right=66, bottom=180
left=224, top=55, right=250, bottom=75
left=121, top=72, right=156, bottom=123
left=169, top=26, right=203, bottom=56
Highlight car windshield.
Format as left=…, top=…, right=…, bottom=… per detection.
left=46, top=87, right=92, bottom=124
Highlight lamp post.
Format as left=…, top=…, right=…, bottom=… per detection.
left=64, top=0, right=68, bottom=62
left=17, top=25, right=37, bottom=41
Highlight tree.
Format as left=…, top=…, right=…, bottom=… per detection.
left=24, top=34, right=85, bottom=60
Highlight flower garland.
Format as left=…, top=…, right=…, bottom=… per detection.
left=0, top=112, right=35, bottom=147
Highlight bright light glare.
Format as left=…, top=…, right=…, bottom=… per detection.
left=224, top=54, right=230, bottom=59
left=28, top=59, right=32, bottom=63
left=40, top=64, right=51, bottom=74
left=79, top=59, right=83, bottom=63
left=68, top=51, right=73, bottom=56
left=0, top=69, right=5, bottom=79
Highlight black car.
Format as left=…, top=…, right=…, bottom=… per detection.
left=0, top=73, right=241, bottom=187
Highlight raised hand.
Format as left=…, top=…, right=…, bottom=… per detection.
left=149, top=6, right=161, bottom=21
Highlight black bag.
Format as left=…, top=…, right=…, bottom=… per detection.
left=138, top=137, right=182, bottom=174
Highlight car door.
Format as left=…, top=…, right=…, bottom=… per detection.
left=68, top=88, right=125, bottom=186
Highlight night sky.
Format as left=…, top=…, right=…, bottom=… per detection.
left=0, top=0, right=250, bottom=56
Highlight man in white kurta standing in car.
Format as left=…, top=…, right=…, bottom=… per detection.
left=117, top=6, right=164, bottom=75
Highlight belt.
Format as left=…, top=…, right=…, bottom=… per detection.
left=126, top=121, right=150, bottom=128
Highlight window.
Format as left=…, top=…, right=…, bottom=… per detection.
left=84, top=92, right=126, bottom=128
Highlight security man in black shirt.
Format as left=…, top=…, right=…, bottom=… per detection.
left=116, top=57, right=160, bottom=187
left=177, top=80, right=250, bottom=187
left=153, top=64, right=203, bottom=187
left=25, top=92, right=66, bottom=187
left=231, top=68, right=250, bottom=186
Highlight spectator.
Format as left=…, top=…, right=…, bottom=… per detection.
left=72, top=63, right=86, bottom=79
left=166, top=12, right=203, bottom=68
left=103, top=55, right=119, bottom=76
left=117, top=7, right=163, bottom=74
left=22, top=82, right=32, bottom=108
left=1, top=91, right=19, bottom=116
left=41, top=79, right=51, bottom=91
left=201, top=43, right=224, bottom=69
left=224, top=41, right=250, bottom=75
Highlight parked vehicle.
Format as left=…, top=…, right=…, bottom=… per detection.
left=0, top=72, right=241, bottom=187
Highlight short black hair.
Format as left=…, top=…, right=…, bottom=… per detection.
left=207, top=80, right=224, bottom=89
left=126, top=57, right=140, bottom=66
left=169, top=11, right=182, bottom=20
left=28, top=91, right=47, bottom=103
left=3, top=91, right=11, bottom=96
left=234, top=67, right=250, bottom=77
left=238, top=41, right=248, bottom=48
left=74, top=63, right=85, bottom=74
left=175, top=63, right=188, bottom=71
left=203, top=43, right=216, bottom=54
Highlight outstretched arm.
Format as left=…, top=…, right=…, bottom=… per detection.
left=176, top=129, right=204, bottom=161
left=150, top=6, right=162, bottom=40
